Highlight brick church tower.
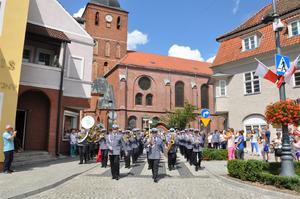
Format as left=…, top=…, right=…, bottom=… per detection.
left=83, top=0, right=128, bottom=79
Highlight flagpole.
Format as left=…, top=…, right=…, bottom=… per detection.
left=272, top=0, right=295, bottom=177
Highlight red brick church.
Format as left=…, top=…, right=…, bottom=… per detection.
left=81, top=0, right=224, bottom=130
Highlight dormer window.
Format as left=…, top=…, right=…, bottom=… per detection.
left=288, top=20, right=300, bottom=37
left=242, top=35, right=259, bottom=51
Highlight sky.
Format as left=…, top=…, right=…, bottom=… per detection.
left=58, top=0, right=271, bottom=63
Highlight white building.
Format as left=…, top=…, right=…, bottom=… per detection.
left=212, top=0, right=300, bottom=136
left=16, top=0, right=94, bottom=154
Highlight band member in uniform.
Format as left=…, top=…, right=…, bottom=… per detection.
left=192, top=129, right=204, bottom=171
left=143, top=131, right=151, bottom=170
left=107, top=124, right=127, bottom=180
left=130, top=131, right=138, bottom=164
left=99, top=129, right=108, bottom=168
left=186, top=129, right=193, bottom=165
left=123, top=130, right=132, bottom=168
left=146, top=128, right=165, bottom=183
left=166, top=128, right=177, bottom=171
left=78, top=129, right=88, bottom=164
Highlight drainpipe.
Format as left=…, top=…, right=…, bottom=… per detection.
left=55, top=41, right=67, bottom=156
left=125, top=66, right=128, bottom=129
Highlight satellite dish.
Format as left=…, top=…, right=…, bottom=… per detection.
left=81, top=116, right=95, bottom=129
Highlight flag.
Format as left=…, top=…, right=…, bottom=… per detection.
left=254, top=58, right=278, bottom=84
left=277, top=55, right=299, bottom=88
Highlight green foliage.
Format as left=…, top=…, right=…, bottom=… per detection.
left=227, top=160, right=300, bottom=192
left=162, top=102, right=197, bottom=130
left=202, top=149, right=228, bottom=161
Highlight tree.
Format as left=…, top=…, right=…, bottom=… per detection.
left=162, top=102, right=197, bottom=130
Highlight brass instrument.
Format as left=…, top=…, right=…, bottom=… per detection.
left=167, top=135, right=175, bottom=153
left=79, top=116, right=105, bottom=143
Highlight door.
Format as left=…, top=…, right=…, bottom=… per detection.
left=15, top=110, right=27, bottom=151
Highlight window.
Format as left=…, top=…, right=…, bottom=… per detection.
left=135, top=93, right=143, bottom=105
left=22, top=49, right=31, bottom=63
left=175, top=81, right=184, bottom=107
left=93, top=40, right=99, bottom=55
left=117, top=16, right=121, bottom=29
left=201, top=84, right=209, bottom=108
left=294, top=70, right=300, bottom=86
left=216, top=80, right=226, bottom=97
left=105, top=42, right=110, bottom=57
left=138, top=77, right=151, bottom=90
left=38, top=53, right=51, bottom=66
left=242, top=35, right=259, bottom=51
left=244, top=72, right=260, bottom=95
left=0, top=0, right=6, bottom=36
left=95, top=12, right=99, bottom=26
left=68, top=56, right=84, bottom=80
left=146, top=94, right=153, bottom=106
left=116, top=44, right=121, bottom=59
left=243, top=115, right=267, bottom=139
left=288, top=20, right=300, bottom=37
left=128, top=116, right=137, bottom=129
left=62, top=111, right=79, bottom=141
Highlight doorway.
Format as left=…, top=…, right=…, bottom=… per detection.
left=15, top=110, right=27, bottom=151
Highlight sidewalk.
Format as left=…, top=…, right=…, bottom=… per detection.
left=0, top=158, right=98, bottom=199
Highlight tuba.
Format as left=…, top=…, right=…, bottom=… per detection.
left=78, top=116, right=104, bottom=143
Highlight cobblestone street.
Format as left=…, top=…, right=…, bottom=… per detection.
left=1, top=153, right=298, bottom=199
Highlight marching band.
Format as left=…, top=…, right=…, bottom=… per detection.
left=79, top=116, right=205, bottom=183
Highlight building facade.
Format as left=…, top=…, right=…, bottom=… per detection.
left=212, top=0, right=300, bottom=136
left=16, top=0, right=94, bottom=155
left=104, top=51, right=223, bottom=130
left=0, top=0, right=29, bottom=170
left=79, top=0, right=222, bottom=130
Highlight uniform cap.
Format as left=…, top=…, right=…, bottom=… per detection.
left=112, top=124, right=119, bottom=129
left=151, top=128, right=158, bottom=133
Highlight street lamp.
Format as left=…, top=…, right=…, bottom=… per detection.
left=143, top=118, right=153, bottom=131
left=262, top=0, right=296, bottom=176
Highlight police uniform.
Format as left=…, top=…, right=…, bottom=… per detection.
left=99, top=130, right=108, bottom=168
left=192, top=130, right=204, bottom=171
left=107, top=125, right=126, bottom=180
left=166, top=129, right=177, bottom=171
left=123, top=130, right=132, bottom=168
left=130, top=133, right=139, bottom=163
left=77, top=130, right=88, bottom=164
left=147, top=128, right=165, bottom=183
left=185, top=131, right=193, bottom=165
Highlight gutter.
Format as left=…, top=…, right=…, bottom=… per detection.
left=55, top=41, right=68, bottom=156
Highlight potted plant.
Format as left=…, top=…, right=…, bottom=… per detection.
left=265, top=99, right=300, bottom=128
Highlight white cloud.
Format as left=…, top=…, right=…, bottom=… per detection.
left=73, top=6, right=85, bottom=18
left=232, top=0, right=240, bottom=15
left=206, top=56, right=216, bottom=63
left=168, top=44, right=204, bottom=61
left=127, top=30, right=149, bottom=50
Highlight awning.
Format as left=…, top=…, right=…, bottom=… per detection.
left=26, top=23, right=71, bottom=43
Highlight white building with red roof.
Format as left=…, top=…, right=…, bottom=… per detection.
left=212, top=0, right=300, bottom=135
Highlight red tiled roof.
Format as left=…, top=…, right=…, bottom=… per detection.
left=26, top=23, right=70, bottom=43
left=213, top=0, right=300, bottom=67
left=217, top=0, right=300, bottom=41
left=120, top=51, right=212, bottom=75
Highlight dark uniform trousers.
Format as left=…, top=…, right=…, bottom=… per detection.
left=147, top=152, right=151, bottom=169
left=125, top=150, right=132, bottom=168
left=149, top=159, right=159, bottom=180
left=192, top=151, right=202, bottom=168
left=101, top=149, right=108, bottom=167
left=168, top=152, right=176, bottom=168
left=187, top=149, right=193, bottom=164
left=109, top=155, right=120, bottom=178
left=78, top=145, right=88, bottom=163
left=132, top=148, right=139, bottom=163
left=3, top=150, right=14, bottom=172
